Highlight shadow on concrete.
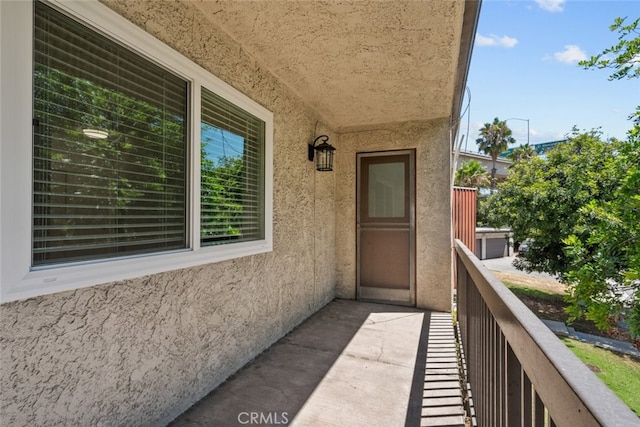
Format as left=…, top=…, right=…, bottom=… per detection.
left=170, top=299, right=431, bottom=426
left=404, top=312, right=431, bottom=427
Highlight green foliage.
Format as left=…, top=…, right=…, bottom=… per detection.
left=455, top=160, right=490, bottom=188
left=568, top=14, right=640, bottom=335
left=476, top=117, right=516, bottom=191
left=33, top=65, right=188, bottom=261
left=201, top=152, right=245, bottom=240
left=484, top=128, right=640, bottom=336
left=506, top=284, right=565, bottom=302
left=35, top=66, right=186, bottom=207
left=485, top=128, right=621, bottom=274
left=579, top=17, right=640, bottom=81
left=455, top=160, right=490, bottom=226
left=35, top=64, right=248, bottom=255
left=630, top=303, right=640, bottom=339
left=476, top=193, right=491, bottom=227
left=563, top=127, right=640, bottom=334
left=506, top=143, right=537, bottom=164
left=579, top=16, right=640, bottom=124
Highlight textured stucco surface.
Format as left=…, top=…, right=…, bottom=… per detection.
left=0, top=2, right=335, bottom=426
left=335, top=120, right=452, bottom=312
left=0, top=0, right=469, bottom=424
left=189, top=0, right=466, bottom=131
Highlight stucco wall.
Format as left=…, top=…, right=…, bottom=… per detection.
left=335, top=120, right=452, bottom=312
left=0, top=2, right=335, bottom=426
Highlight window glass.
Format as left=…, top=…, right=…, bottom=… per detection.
left=368, top=162, right=406, bottom=218
left=200, top=88, right=265, bottom=245
left=33, top=1, right=188, bottom=265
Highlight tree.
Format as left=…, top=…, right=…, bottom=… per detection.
left=485, top=129, right=621, bottom=274
left=200, top=152, right=245, bottom=242
left=455, top=160, right=490, bottom=227
left=579, top=16, right=640, bottom=124
left=563, top=129, right=640, bottom=337
left=476, top=117, right=516, bottom=191
left=33, top=66, right=187, bottom=262
left=484, top=15, right=640, bottom=341
left=455, top=160, right=490, bottom=188
left=579, top=17, right=640, bottom=81
left=484, top=128, right=640, bottom=339
left=506, top=143, right=537, bottom=164
left=573, top=15, right=640, bottom=340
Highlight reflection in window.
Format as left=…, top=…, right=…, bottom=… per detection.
left=200, top=88, right=265, bottom=245
left=32, top=1, right=187, bottom=266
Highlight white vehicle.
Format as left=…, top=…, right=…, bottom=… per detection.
left=518, top=238, right=533, bottom=256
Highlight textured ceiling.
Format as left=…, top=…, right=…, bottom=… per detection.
left=190, top=1, right=472, bottom=132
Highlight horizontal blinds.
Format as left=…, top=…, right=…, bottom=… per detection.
left=201, top=87, right=265, bottom=245
left=33, top=1, right=188, bottom=266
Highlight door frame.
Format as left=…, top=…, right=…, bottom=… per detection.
left=356, top=149, right=416, bottom=306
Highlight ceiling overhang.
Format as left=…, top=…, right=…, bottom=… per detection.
left=188, top=1, right=480, bottom=133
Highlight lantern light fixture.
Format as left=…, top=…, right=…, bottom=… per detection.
left=308, top=135, right=335, bottom=172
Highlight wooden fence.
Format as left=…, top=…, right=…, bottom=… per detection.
left=453, top=187, right=476, bottom=253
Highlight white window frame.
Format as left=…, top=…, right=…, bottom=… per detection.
left=0, top=0, right=273, bottom=303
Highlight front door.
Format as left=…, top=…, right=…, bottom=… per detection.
left=357, top=150, right=415, bottom=305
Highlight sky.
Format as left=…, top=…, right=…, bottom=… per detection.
left=461, top=0, right=640, bottom=152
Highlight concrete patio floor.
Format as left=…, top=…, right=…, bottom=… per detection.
left=170, top=299, right=466, bottom=427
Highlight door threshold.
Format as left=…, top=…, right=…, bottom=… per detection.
left=358, top=287, right=414, bottom=306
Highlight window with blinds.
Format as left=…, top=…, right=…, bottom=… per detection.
left=33, top=1, right=188, bottom=266
left=201, top=88, right=265, bottom=245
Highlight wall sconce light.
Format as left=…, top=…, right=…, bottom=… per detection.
left=308, top=135, right=336, bottom=172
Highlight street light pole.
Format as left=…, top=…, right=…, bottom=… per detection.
left=505, top=117, right=529, bottom=145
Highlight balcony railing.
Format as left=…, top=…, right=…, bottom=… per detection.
left=454, top=239, right=639, bottom=426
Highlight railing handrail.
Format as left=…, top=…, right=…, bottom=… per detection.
left=455, top=239, right=639, bottom=426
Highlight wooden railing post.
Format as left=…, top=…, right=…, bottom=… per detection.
left=506, top=344, right=522, bottom=426
left=453, top=239, right=639, bottom=427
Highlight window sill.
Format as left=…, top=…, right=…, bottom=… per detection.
left=1, top=240, right=272, bottom=304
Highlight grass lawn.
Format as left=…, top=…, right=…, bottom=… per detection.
left=504, top=281, right=640, bottom=416
left=504, top=282, right=574, bottom=325
left=506, top=283, right=564, bottom=299
left=561, top=337, right=640, bottom=416
left=504, top=282, right=627, bottom=338
left=504, top=281, right=640, bottom=414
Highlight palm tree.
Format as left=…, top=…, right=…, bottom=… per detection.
left=476, top=117, right=516, bottom=191
left=455, top=160, right=490, bottom=188
left=507, top=143, right=537, bottom=164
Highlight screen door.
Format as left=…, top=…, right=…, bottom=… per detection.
left=357, top=150, right=415, bottom=305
